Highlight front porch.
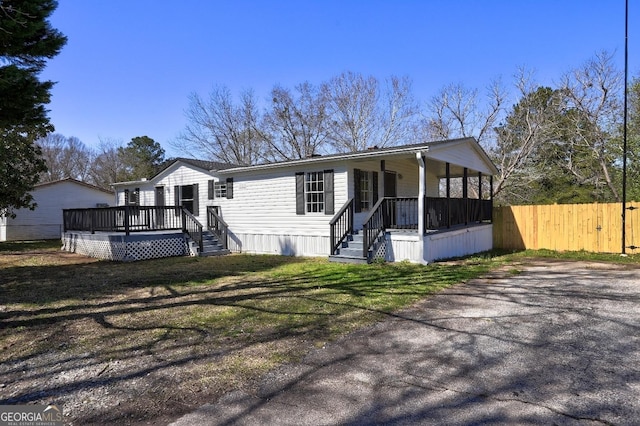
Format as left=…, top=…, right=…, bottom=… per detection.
left=329, top=195, right=493, bottom=263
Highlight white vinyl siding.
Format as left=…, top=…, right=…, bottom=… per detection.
left=1, top=180, right=113, bottom=241
left=221, top=162, right=348, bottom=239
left=114, top=163, right=219, bottom=221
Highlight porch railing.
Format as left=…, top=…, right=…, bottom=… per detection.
left=424, top=197, right=493, bottom=230
left=63, top=206, right=183, bottom=234
left=182, top=208, right=204, bottom=253
left=384, top=198, right=420, bottom=230
left=207, top=206, right=228, bottom=250
left=329, top=198, right=354, bottom=255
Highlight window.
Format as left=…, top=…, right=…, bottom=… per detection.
left=175, top=184, right=199, bottom=215
left=305, top=171, right=324, bottom=213
left=214, top=182, right=227, bottom=198
left=359, top=172, right=372, bottom=211
left=124, top=188, right=140, bottom=206
left=181, top=185, right=194, bottom=213
left=296, top=170, right=333, bottom=215
left=354, top=169, right=378, bottom=213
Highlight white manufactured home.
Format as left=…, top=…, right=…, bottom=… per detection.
left=1, top=178, right=113, bottom=241
left=63, top=138, right=498, bottom=263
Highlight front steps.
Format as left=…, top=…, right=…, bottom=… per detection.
left=187, top=230, right=230, bottom=257
left=328, top=231, right=370, bottom=264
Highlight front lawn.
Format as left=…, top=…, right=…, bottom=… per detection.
left=0, top=244, right=502, bottom=424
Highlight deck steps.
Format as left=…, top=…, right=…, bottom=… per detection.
left=328, top=232, right=370, bottom=264
left=187, top=231, right=229, bottom=257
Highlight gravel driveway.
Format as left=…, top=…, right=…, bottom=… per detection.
left=171, top=260, right=640, bottom=425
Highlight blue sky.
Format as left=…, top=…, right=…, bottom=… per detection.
left=42, top=1, right=637, bottom=158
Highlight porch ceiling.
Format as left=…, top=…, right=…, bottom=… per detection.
left=426, top=159, right=482, bottom=178
left=351, top=155, right=489, bottom=178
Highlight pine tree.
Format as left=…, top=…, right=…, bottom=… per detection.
left=0, top=0, right=67, bottom=217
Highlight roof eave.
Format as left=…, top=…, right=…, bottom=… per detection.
left=216, top=144, right=433, bottom=174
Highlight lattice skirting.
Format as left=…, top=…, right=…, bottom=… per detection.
left=62, top=232, right=187, bottom=261
left=373, top=236, right=387, bottom=262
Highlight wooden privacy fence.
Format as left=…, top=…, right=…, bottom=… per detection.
left=493, top=202, right=640, bottom=254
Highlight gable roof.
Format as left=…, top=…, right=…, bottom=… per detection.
left=152, top=157, right=236, bottom=179
left=35, top=178, right=113, bottom=195
left=112, top=158, right=237, bottom=187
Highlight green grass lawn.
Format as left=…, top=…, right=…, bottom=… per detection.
left=1, top=241, right=638, bottom=423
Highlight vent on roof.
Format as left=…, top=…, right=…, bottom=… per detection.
left=367, top=145, right=379, bottom=150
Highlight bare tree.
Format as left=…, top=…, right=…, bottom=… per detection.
left=378, top=75, right=419, bottom=146
left=261, top=82, right=329, bottom=161
left=37, top=133, right=94, bottom=182
left=175, top=86, right=265, bottom=166
left=323, top=71, right=379, bottom=152
left=558, top=50, right=623, bottom=201
left=89, top=137, right=127, bottom=190
left=423, top=79, right=505, bottom=147
left=491, top=84, right=564, bottom=203
left=323, top=72, right=418, bottom=152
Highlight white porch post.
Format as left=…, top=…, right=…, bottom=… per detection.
left=416, top=152, right=426, bottom=237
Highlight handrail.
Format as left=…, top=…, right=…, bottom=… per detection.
left=329, top=198, right=354, bottom=255
left=206, top=206, right=228, bottom=250
left=181, top=208, right=204, bottom=253
left=361, top=197, right=387, bottom=258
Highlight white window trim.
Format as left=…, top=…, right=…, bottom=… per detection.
left=305, top=171, right=324, bottom=213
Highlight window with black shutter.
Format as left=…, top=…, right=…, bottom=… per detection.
left=295, top=170, right=334, bottom=215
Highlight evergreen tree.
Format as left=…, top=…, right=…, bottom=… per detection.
left=0, top=0, right=67, bottom=217
left=118, top=136, right=165, bottom=180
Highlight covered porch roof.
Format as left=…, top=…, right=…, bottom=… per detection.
left=216, top=137, right=498, bottom=177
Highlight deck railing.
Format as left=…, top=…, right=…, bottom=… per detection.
left=329, top=198, right=354, bottom=255
left=63, top=206, right=183, bottom=234
left=206, top=206, right=228, bottom=250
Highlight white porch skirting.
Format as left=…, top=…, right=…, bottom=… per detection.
left=385, top=224, right=493, bottom=263
left=62, top=231, right=187, bottom=261
left=228, top=232, right=330, bottom=257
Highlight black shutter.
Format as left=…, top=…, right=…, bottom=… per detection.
left=295, top=172, right=305, bottom=215
left=174, top=185, right=181, bottom=213
left=324, top=169, right=334, bottom=215
left=208, top=180, right=214, bottom=199
left=124, top=189, right=130, bottom=205
left=372, top=171, right=379, bottom=205
left=193, top=183, right=199, bottom=216
left=226, top=178, right=234, bottom=199
left=354, top=168, right=362, bottom=213
left=134, top=188, right=140, bottom=205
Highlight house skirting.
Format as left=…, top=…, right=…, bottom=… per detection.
left=385, top=224, right=493, bottom=263
left=228, top=232, right=330, bottom=257
left=62, top=231, right=187, bottom=261
left=1, top=224, right=63, bottom=241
